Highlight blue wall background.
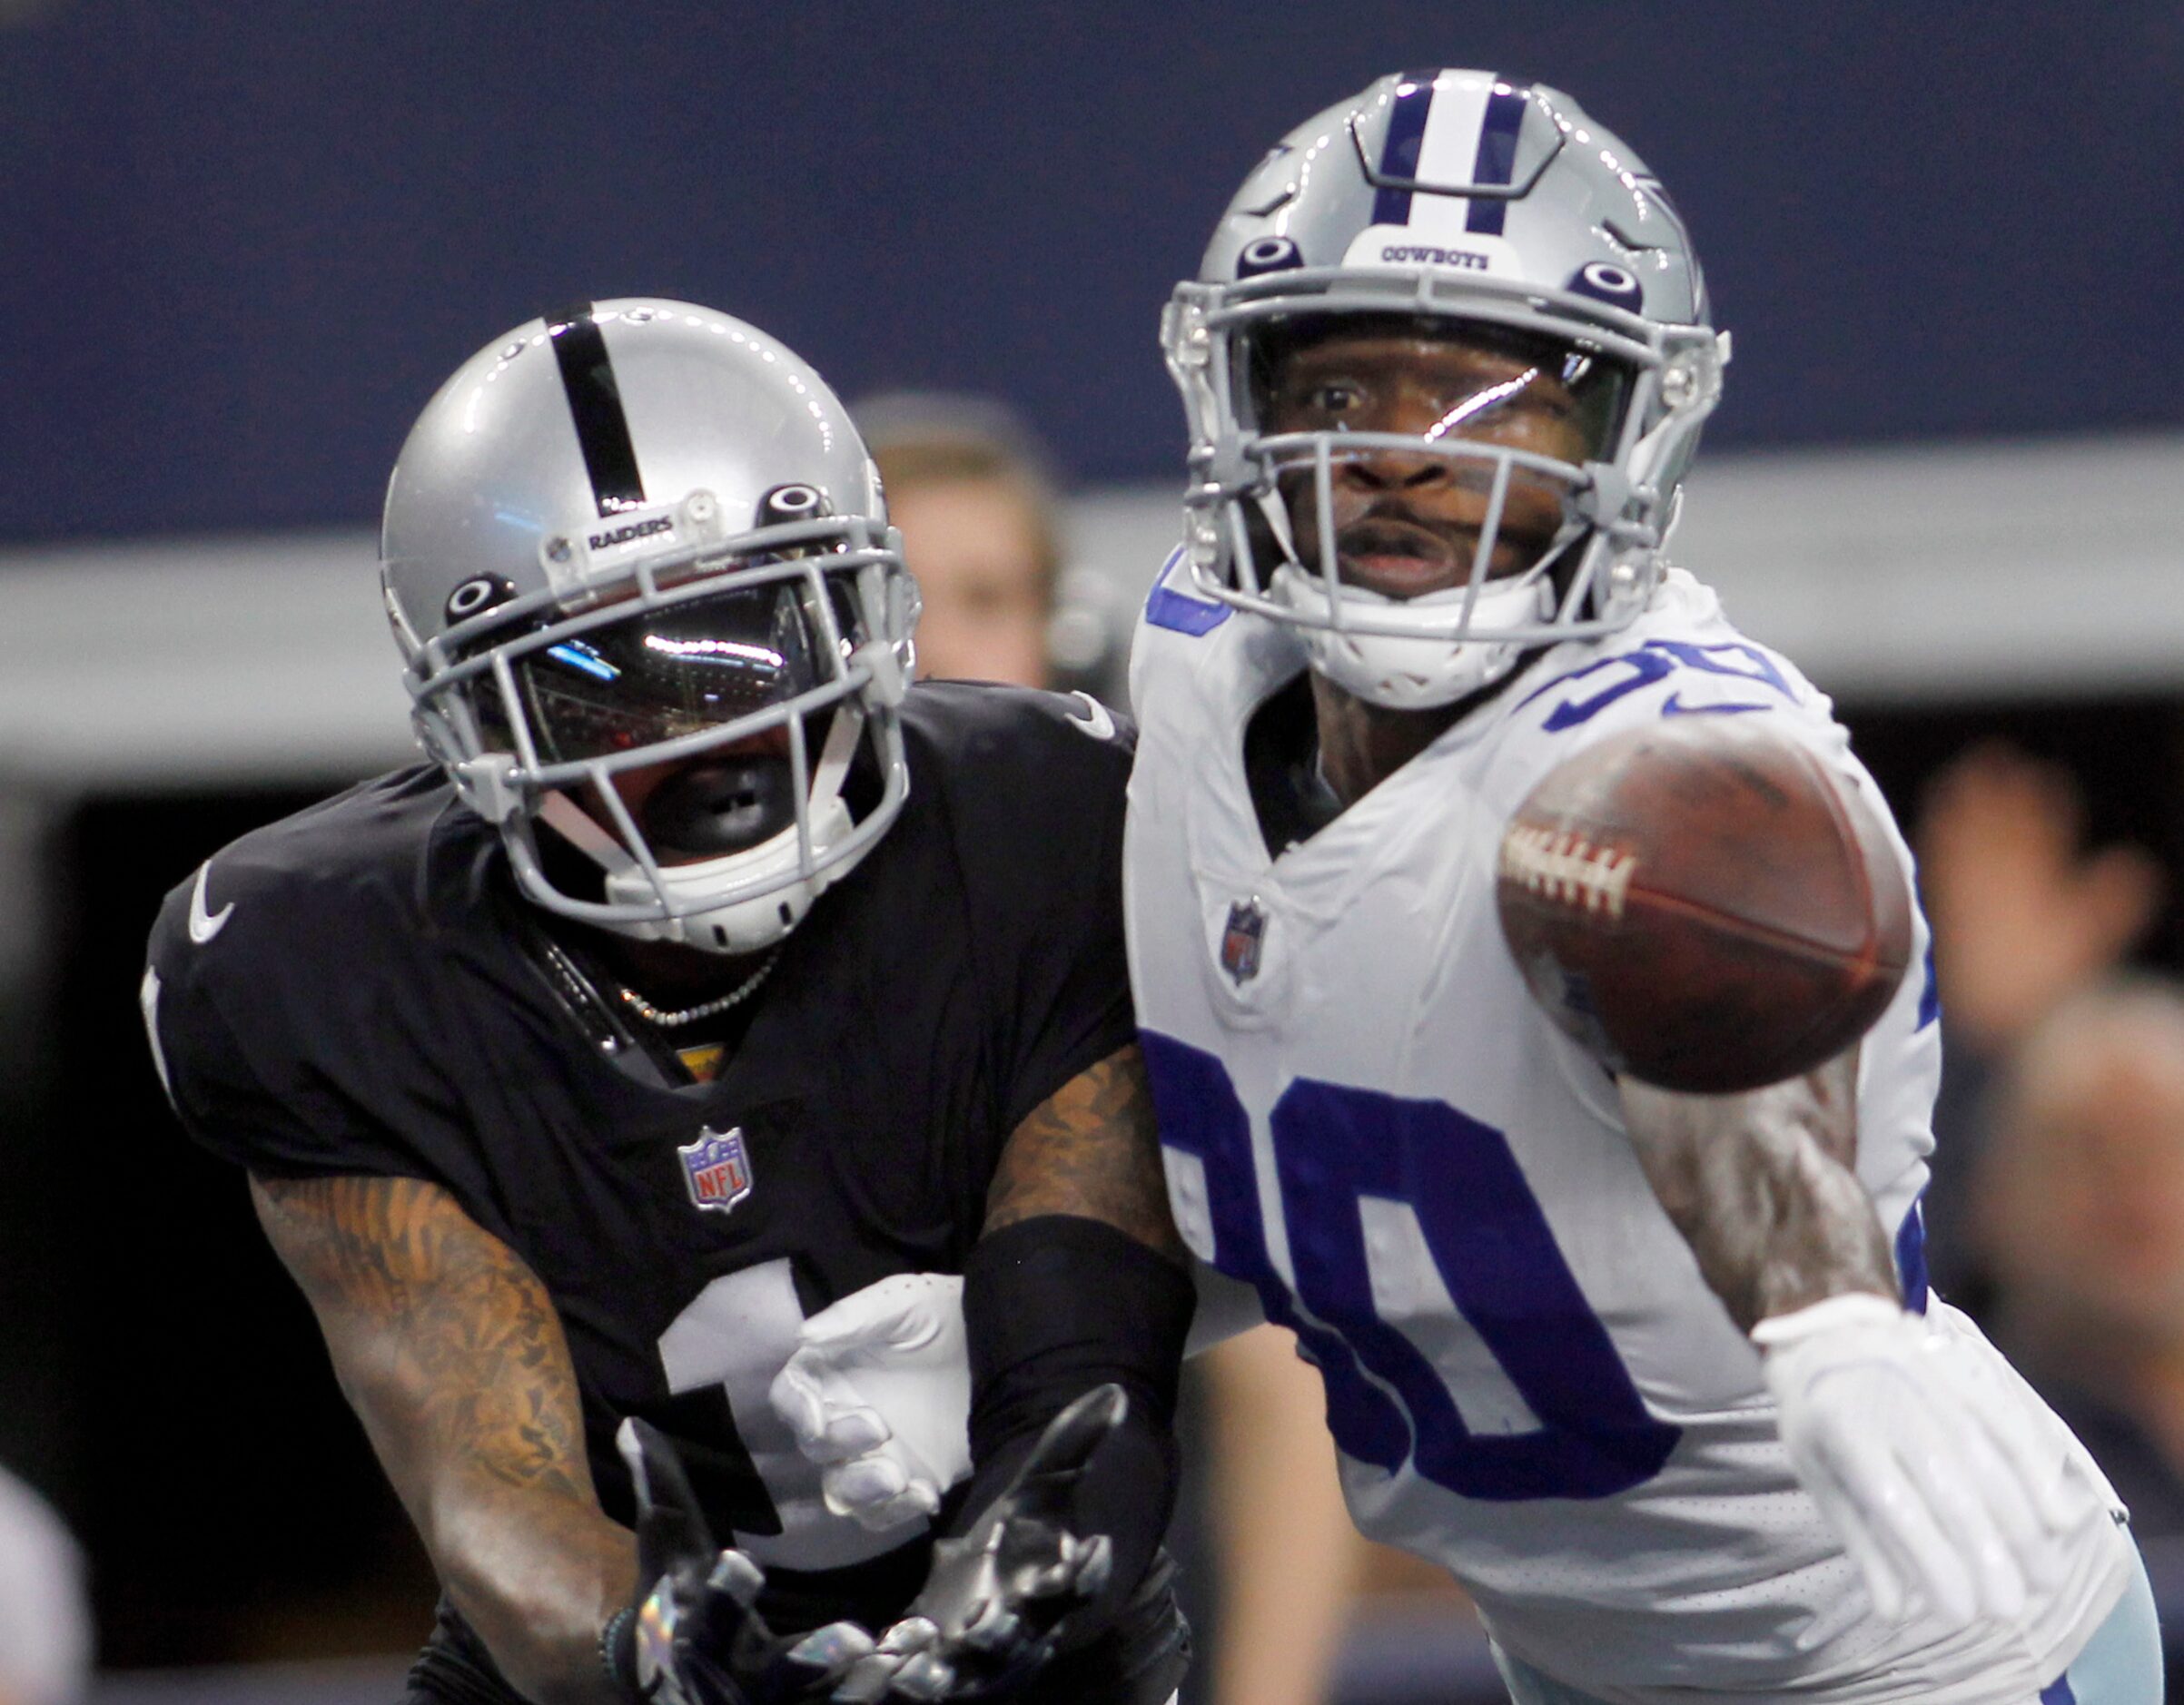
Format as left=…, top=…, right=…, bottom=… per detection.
left=6, top=1, right=2179, bottom=539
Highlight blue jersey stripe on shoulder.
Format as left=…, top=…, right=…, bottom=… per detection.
left=1144, top=548, right=1230, bottom=636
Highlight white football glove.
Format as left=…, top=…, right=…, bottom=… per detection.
left=1754, top=1292, right=2108, bottom=1629
left=769, top=1273, right=973, bottom=1533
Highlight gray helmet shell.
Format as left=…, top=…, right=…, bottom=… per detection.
left=382, top=300, right=918, bottom=953
left=1164, top=71, right=1731, bottom=707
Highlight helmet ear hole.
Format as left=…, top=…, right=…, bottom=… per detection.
left=758, top=483, right=828, bottom=527
left=445, top=574, right=518, bottom=626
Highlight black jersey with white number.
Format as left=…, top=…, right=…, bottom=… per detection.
left=143, top=682, right=1139, bottom=1674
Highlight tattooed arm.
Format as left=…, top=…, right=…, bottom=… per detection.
left=250, top=1174, right=636, bottom=1705
left=1619, top=1050, right=2110, bottom=1626
left=1615, top=1047, right=1897, bottom=1333
left=983, top=1041, right=1185, bottom=1257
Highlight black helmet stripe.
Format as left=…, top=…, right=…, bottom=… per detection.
left=548, top=302, right=647, bottom=517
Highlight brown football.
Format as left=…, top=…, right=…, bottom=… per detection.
left=1494, top=717, right=1913, bottom=1094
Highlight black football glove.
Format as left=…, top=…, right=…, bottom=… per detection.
left=831, top=1384, right=1127, bottom=1703
left=618, top=1417, right=876, bottom=1705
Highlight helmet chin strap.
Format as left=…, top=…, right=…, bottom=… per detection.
left=1240, top=457, right=1582, bottom=711
left=1272, top=563, right=1557, bottom=711
left=531, top=705, right=870, bottom=953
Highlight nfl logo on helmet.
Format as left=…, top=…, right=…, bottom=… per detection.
left=678, top=1126, right=754, bottom=1215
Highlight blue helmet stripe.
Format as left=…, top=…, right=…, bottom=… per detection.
left=1463, top=84, right=1531, bottom=236
left=1370, top=69, right=1440, bottom=226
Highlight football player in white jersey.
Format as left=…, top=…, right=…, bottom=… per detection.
left=1122, top=69, right=2160, bottom=1705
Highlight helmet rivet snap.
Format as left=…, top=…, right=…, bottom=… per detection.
left=545, top=537, right=573, bottom=564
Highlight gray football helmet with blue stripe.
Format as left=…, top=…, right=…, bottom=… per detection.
left=381, top=300, right=918, bottom=953
left=1163, top=70, right=1730, bottom=708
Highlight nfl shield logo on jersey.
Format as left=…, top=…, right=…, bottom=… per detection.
left=1220, top=899, right=1267, bottom=984
left=678, top=1126, right=754, bottom=1216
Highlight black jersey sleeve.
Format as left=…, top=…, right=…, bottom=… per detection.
left=910, top=685, right=1140, bottom=1135
left=142, top=780, right=473, bottom=1187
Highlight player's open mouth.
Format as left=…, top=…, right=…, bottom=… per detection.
left=1336, top=520, right=1465, bottom=598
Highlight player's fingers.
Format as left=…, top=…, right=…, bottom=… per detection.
left=768, top=1621, right=876, bottom=1700
left=768, top=1362, right=832, bottom=1447
left=1014, top=1384, right=1126, bottom=1501
left=707, top=1548, right=765, bottom=1607
left=681, top=1549, right=768, bottom=1656
left=861, top=1485, right=942, bottom=1531
left=1803, top=1445, right=1906, bottom=1623
left=830, top=1654, right=905, bottom=1705
left=1914, top=1442, right=2026, bottom=1621
left=1949, top=1412, right=2058, bottom=1591
left=1859, top=1443, right=1975, bottom=1627
left=832, top=1619, right=938, bottom=1704
left=884, top=1651, right=957, bottom=1701
left=961, top=1599, right=1025, bottom=1654
left=774, top=1359, right=894, bottom=1464
left=1071, top=1532, right=1113, bottom=1600
left=1022, top=1379, right=1126, bottom=1475
left=823, top=1456, right=941, bottom=1531
left=810, top=1407, right=892, bottom=1464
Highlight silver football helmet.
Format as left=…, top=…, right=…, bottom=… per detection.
left=381, top=299, right=918, bottom=954
left=1163, top=70, right=1731, bottom=708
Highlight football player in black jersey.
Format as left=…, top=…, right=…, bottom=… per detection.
left=141, top=301, right=1193, bottom=1705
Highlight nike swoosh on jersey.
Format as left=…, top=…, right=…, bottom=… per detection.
left=188, top=862, right=235, bottom=943
left=140, top=966, right=175, bottom=1099
left=1065, top=691, right=1118, bottom=741
left=1661, top=693, right=1770, bottom=717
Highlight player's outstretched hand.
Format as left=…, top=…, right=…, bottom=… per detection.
left=618, top=1416, right=875, bottom=1705
left=1753, top=1294, right=2109, bottom=1631
left=830, top=1385, right=1125, bottom=1702
left=771, top=1273, right=973, bottom=1533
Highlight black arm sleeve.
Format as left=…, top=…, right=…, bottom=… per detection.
left=954, top=1214, right=1195, bottom=1646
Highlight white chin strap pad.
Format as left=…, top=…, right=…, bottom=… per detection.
left=1273, top=567, right=1554, bottom=711
left=533, top=707, right=872, bottom=955
left=601, top=796, right=855, bottom=954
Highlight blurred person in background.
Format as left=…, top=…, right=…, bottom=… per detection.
left=1974, top=976, right=2184, bottom=1536
left=857, top=393, right=1123, bottom=705
left=858, top=389, right=1366, bottom=1705
left=1915, top=744, right=2167, bottom=1302
left=0, top=1462, right=90, bottom=1705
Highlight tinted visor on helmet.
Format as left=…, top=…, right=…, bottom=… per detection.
left=1250, top=313, right=1633, bottom=467
left=1245, top=313, right=1635, bottom=594
left=479, top=577, right=865, bottom=766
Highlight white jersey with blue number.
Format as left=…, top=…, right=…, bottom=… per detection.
left=1124, top=558, right=2132, bottom=1704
